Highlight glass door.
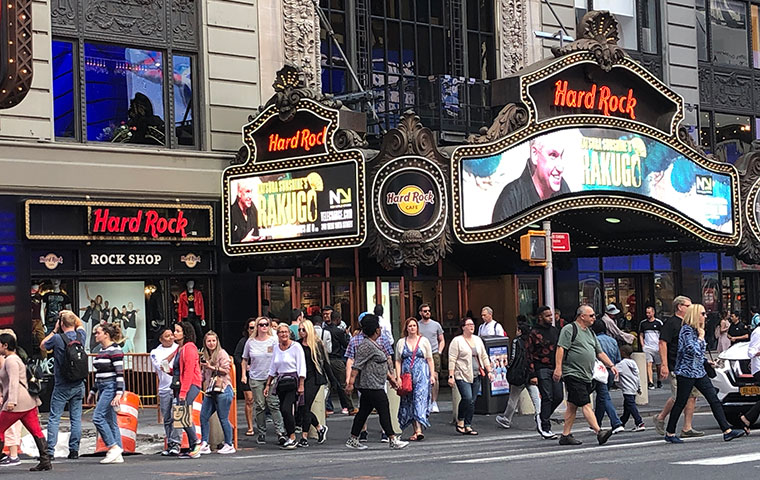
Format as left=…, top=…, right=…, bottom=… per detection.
left=722, top=274, right=748, bottom=318
left=603, top=274, right=653, bottom=331
left=517, top=276, right=541, bottom=325
left=365, top=280, right=402, bottom=339
left=261, top=278, right=292, bottom=321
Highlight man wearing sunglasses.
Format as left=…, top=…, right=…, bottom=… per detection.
left=418, top=304, right=445, bottom=413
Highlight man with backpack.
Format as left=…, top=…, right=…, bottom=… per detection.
left=41, top=310, right=88, bottom=460
left=496, top=322, right=540, bottom=429
left=554, top=305, right=617, bottom=446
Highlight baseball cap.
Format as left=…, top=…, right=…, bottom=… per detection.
left=605, top=304, right=620, bottom=315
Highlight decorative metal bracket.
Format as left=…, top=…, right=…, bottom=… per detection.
left=552, top=10, right=627, bottom=72
left=735, top=142, right=760, bottom=264
left=261, top=64, right=341, bottom=122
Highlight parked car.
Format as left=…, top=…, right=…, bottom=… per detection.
left=712, top=342, right=760, bottom=427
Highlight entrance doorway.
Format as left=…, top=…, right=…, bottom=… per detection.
left=603, top=274, right=653, bottom=330
left=722, top=274, right=750, bottom=319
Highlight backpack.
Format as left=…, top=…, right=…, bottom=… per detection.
left=506, top=337, right=529, bottom=386
left=25, top=361, right=43, bottom=396
left=59, top=332, right=89, bottom=382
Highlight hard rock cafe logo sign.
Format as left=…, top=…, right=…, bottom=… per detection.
left=180, top=253, right=201, bottom=268
left=39, top=253, right=63, bottom=270
left=386, top=186, right=435, bottom=216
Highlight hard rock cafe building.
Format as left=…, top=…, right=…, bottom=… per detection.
left=222, top=11, right=760, bottom=350
left=4, top=4, right=760, bottom=366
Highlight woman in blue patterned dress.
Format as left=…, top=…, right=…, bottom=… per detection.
left=395, top=317, right=435, bottom=441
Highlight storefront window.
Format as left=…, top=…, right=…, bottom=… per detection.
left=32, top=279, right=74, bottom=354
left=602, top=255, right=650, bottom=271
left=721, top=253, right=736, bottom=270
left=365, top=280, right=402, bottom=337
left=653, top=253, right=673, bottom=271
left=577, top=257, right=600, bottom=271
left=261, top=279, right=292, bottom=322
left=722, top=274, right=748, bottom=316
left=700, top=252, right=719, bottom=270
left=714, top=113, right=752, bottom=164
left=710, top=0, right=749, bottom=66
left=517, top=277, right=540, bottom=324
left=702, top=272, right=720, bottom=313
left=654, top=272, right=675, bottom=316
left=579, top=272, right=603, bottom=315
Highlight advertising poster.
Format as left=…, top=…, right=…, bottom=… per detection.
left=460, top=127, right=733, bottom=233
left=488, top=345, right=510, bottom=395
left=78, top=281, right=146, bottom=355
left=227, top=162, right=360, bottom=245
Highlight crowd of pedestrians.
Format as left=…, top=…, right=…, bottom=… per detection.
left=4, top=295, right=760, bottom=472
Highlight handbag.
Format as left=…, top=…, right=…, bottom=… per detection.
left=275, top=374, right=298, bottom=395
left=704, top=350, right=717, bottom=379
left=172, top=401, right=193, bottom=428
left=592, top=359, right=609, bottom=383
left=205, top=371, right=224, bottom=395
left=398, top=338, right=421, bottom=396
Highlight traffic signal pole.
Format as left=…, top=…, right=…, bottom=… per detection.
left=543, top=220, right=555, bottom=324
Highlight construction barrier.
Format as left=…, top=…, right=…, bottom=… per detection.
left=84, top=353, right=160, bottom=423
left=95, top=391, right=140, bottom=453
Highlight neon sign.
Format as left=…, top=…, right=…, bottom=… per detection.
left=91, top=208, right=189, bottom=238
left=553, top=80, right=637, bottom=120
left=267, top=126, right=328, bottom=153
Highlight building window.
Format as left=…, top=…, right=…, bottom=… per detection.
left=575, top=1, right=658, bottom=53
left=466, top=0, right=495, bottom=80
left=714, top=112, right=752, bottom=164
left=697, top=0, right=709, bottom=62
left=710, top=0, right=749, bottom=66
left=320, top=0, right=349, bottom=94
left=52, top=41, right=76, bottom=139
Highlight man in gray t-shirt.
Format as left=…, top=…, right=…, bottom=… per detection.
left=417, top=303, right=445, bottom=412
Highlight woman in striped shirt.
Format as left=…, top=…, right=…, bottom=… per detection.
left=86, top=323, right=125, bottom=464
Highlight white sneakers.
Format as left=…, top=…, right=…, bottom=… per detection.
left=198, top=442, right=212, bottom=455
left=389, top=437, right=409, bottom=449
left=100, top=445, right=124, bottom=464
left=217, top=444, right=236, bottom=455
left=430, top=402, right=440, bottom=413
left=612, top=425, right=626, bottom=434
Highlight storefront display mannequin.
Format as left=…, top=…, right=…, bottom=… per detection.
left=41, top=279, right=72, bottom=333
left=30, top=284, right=46, bottom=357
left=178, top=280, right=205, bottom=345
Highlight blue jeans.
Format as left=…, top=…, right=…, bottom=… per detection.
left=594, top=379, right=622, bottom=429
left=159, top=390, right=182, bottom=447
left=455, top=379, right=480, bottom=427
left=47, top=382, right=85, bottom=455
left=620, top=394, right=643, bottom=426
left=92, top=382, right=121, bottom=449
left=200, top=385, right=234, bottom=445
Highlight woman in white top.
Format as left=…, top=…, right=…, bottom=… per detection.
left=264, top=324, right=306, bottom=450
left=739, top=325, right=760, bottom=433
left=395, top=317, right=434, bottom=441
left=241, top=317, right=285, bottom=445
left=448, top=318, right=493, bottom=435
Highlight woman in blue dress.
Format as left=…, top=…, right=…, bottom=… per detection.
left=395, top=317, right=435, bottom=441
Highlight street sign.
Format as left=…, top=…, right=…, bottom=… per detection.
left=520, top=230, right=547, bottom=266
left=551, top=232, right=571, bottom=252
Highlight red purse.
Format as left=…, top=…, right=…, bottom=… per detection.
left=398, top=338, right=421, bottom=396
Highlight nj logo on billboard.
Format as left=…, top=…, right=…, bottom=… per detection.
left=695, top=175, right=714, bottom=195
left=386, top=186, right=435, bottom=216
left=329, top=188, right=352, bottom=206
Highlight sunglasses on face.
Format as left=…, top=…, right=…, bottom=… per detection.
left=248, top=326, right=256, bottom=330
left=298, top=328, right=306, bottom=333
left=421, top=310, right=430, bottom=313
left=258, top=323, right=269, bottom=327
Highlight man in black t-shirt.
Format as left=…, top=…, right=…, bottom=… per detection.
left=653, top=295, right=703, bottom=438
left=727, top=311, right=750, bottom=345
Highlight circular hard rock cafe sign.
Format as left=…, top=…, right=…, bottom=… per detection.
left=373, top=156, right=447, bottom=240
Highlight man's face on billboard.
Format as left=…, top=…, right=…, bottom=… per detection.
left=237, top=182, right=253, bottom=209
left=530, top=140, right=566, bottom=196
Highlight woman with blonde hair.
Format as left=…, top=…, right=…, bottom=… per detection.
left=198, top=331, right=235, bottom=454
left=395, top=317, right=434, bottom=440
left=295, top=320, right=330, bottom=447
left=664, top=304, right=744, bottom=443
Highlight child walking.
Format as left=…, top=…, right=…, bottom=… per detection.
left=616, top=345, right=645, bottom=431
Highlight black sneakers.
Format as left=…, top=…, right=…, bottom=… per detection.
left=597, top=429, right=613, bottom=445
left=558, top=434, right=582, bottom=445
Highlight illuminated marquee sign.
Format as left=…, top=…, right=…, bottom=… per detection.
left=25, top=200, right=214, bottom=242
left=222, top=78, right=367, bottom=256
left=452, top=39, right=739, bottom=247
left=0, top=0, right=33, bottom=109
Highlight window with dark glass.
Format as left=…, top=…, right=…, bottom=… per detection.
left=710, top=0, right=749, bottom=66
left=714, top=112, right=752, bottom=164
left=320, top=0, right=348, bottom=94
left=574, top=1, right=657, bottom=52
left=700, top=111, right=712, bottom=154
left=697, top=0, right=708, bottom=62
left=52, top=41, right=76, bottom=139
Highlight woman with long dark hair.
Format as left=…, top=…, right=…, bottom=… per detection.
left=171, top=321, right=202, bottom=458
left=264, top=324, right=306, bottom=450
left=296, top=320, right=330, bottom=447
left=87, top=323, right=125, bottom=464
left=199, top=331, right=235, bottom=454
left=395, top=317, right=434, bottom=440
left=0, top=332, right=52, bottom=471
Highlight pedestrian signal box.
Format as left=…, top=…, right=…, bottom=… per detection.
left=520, top=230, right=547, bottom=267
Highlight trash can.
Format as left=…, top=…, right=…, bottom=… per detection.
left=474, top=336, right=510, bottom=415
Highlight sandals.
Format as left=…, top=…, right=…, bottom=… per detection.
left=245, top=430, right=255, bottom=436
left=455, top=425, right=466, bottom=434
left=409, top=432, right=424, bottom=441
left=464, top=428, right=478, bottom=435
left=740, top=415, right=752, bottom=435
left=416, top=432, right=424, bottom=441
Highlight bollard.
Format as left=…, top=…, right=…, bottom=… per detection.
left=95, top=391, right=140, bottom=453
left=631, top=352, right=648, bottom=405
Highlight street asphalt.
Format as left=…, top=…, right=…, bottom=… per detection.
left=6, top=386, right=760, bottom=479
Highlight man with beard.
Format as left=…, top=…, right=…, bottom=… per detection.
left=230, top=180, right=260, bottom=243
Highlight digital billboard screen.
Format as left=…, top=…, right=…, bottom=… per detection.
left=227, top=161, right=360, bottom=245
left=460, top=128, right=734, bottom=234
